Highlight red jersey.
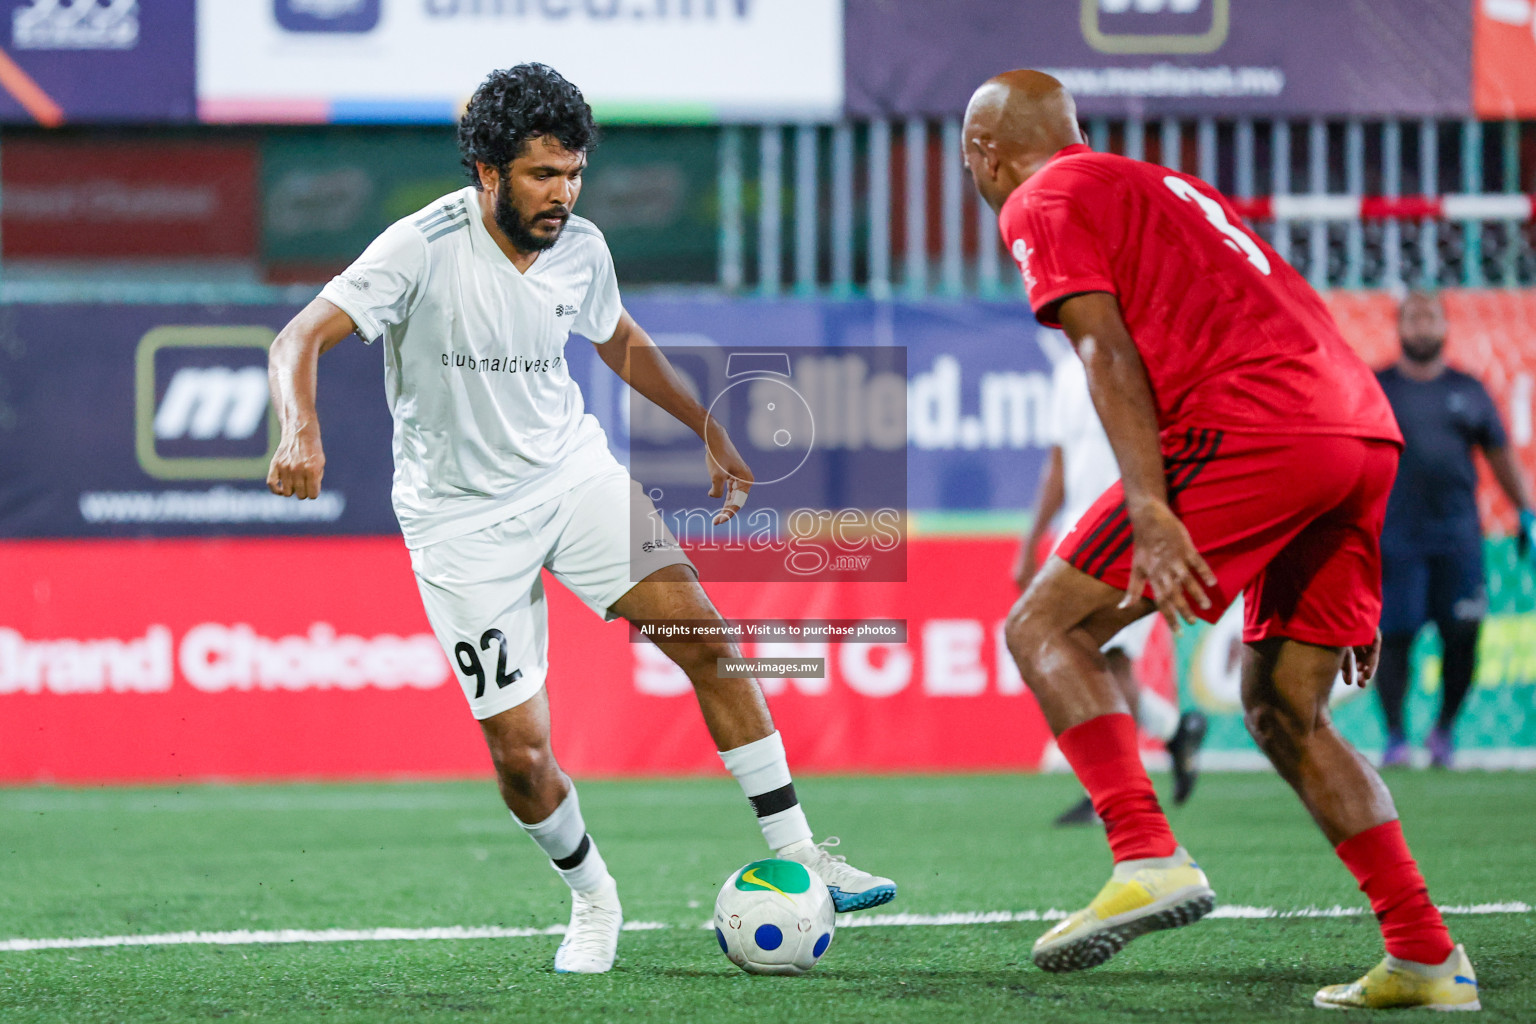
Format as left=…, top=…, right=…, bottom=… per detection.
left=999, top=144, right=1401, bottom=445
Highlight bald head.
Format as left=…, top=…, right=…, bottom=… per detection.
left=962, top=70, right=1084, bottom=213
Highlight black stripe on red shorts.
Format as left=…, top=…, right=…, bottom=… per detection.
left=1066, top=428, right=1225, bottom=579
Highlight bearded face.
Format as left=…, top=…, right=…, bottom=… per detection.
left=480, top=134, right=583, bottom=254
left=1398, top=295, right=1447, bottom=365
left=493, top=170, right=569, bottom=253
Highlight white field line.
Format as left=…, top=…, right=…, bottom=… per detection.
left=0, top=922, right=668, bottom=953
left=2, top=904, right=1527, bottom=953
left=834, top=903, right=1532, bottom=928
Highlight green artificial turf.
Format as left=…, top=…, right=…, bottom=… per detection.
left=1, top=771, right=1532, bottom=1023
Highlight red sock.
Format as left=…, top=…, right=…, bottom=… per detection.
left=1057, top=713, right=1177, bottom=862
left=1335, top=820, right=1453, bottom=965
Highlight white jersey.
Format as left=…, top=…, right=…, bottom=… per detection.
left=320, top=187, right=625, bottom=549
left=1046, top=353, right=1120, bottom=531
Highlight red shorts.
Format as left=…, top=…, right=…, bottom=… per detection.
left=1057, top=429, right=1400, bottom=647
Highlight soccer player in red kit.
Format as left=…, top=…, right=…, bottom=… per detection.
left=963, top=71, right=1479, bottom=1011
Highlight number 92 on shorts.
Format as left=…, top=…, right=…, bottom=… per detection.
left=409, top=468, right=694, bottom=720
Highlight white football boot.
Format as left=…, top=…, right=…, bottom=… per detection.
left=553, top=876, right=623, bottom=974
left=777, top=837, right=897, bottom=912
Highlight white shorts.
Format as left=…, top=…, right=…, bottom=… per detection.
left=410, top=468, right=693, bottom=720
left=1103, top=615, right=1155, bottom=660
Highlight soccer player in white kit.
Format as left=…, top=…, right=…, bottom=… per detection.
left=1015, top=349, right=1208, bottom=826
left=265, top=64, right=895, bottom=974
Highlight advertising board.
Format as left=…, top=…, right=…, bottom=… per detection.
left=4, top=291, right=1535, bottom=779
left=6, top=294, right=1532, bottom=537
left=0, top=0, right=195, bottom=124
left=845, top=0, right=1472, bottom=118
left=0, top=538, right=487, bottom=782
left=0, top=304, right=398, bottom=537
left=0, top=536, right=1066, bottom=781
left=2, top=137, right=257, bottom=260
left=260, top=128, right=718, bottom=284
left=198, top=0, right=842, bottom=124
left=6, top=531, right=1527, bottom=782
left=1474, top=0, right=1536, bottom=117
left=0, top=300, right=1057, bottom=539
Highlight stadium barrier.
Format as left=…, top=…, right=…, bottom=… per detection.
left=1, top=292, right=1533, bottom=780
left=15, top=113, right=1536, bottom=304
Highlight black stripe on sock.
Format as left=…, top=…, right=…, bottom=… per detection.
left=553, top=833, right=592, bottom=871
left=748, top=782, right=799, bottom=819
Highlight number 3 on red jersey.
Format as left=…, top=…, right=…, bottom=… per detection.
left=1162, top=175, right=1271, bottom=276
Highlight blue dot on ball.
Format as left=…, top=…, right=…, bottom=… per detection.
left=812, top=932, right=831, bottom=958
left=716, top=927, right=728, bottom=953
left=754, top=923, right=784, bottom=951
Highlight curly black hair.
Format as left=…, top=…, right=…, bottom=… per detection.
left=457, top=64, right=600, bottom=188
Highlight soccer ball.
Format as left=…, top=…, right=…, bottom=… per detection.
left=713, top=858, right=835, bottom=975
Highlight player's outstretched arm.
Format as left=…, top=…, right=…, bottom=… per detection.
left=1483, top=445, right=1536, bottom=556
left=595, top=311, right=754, bottom=524
left=1017, top=445, right=1064, bottom=590
left=267, top=298, right=357, bottom=500
left=1486, top=445, right=1532, bottom=510
left=1057, top=291, right=1216, bottom=628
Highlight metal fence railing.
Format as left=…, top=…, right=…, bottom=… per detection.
left=6, top=117, right=1536, bottom=304
left=717, top=117, right=1536, bottom=298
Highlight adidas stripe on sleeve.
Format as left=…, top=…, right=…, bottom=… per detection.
left=320, top=220, right=430, bottom=344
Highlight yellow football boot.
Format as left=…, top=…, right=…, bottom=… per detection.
left=1314, top=944, right=1480, bottom=1011
left=1032, top=846, right=1215, bottom=972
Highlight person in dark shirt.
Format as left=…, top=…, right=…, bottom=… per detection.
left=1374, top=291, right=1534, bottom=768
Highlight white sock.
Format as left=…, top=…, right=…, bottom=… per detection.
left=1136, top=689, right=1181, bottom=744
left=718, top=730, right=813, bottom=851
left=511, top=788, right=610, bottom=894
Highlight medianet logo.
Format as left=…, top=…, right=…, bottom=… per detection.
left=1082, top=0, right=1229, bottom=55
left=274, top=0, right=382, bottom=33
left=134, top=326, right=280, bottom=481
